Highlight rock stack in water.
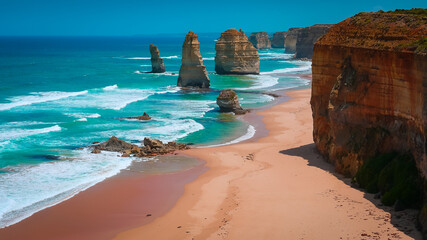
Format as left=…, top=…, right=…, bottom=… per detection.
left=149, top=44, right=165, bottom=73
left=216, top=89, right=248, bottom=114
left=177, top=31, right=210, bottom=88
left=284, top=28, right=302, bottom=53
left=271, top=31, right=287, bottom=48
left=215, top=29, right=260, bottom=75
left=295, top=24, right=332, bottom=59
left=249, top=32, right=271, bottom=49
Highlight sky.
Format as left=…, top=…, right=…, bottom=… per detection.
left=0, top=0, right=425, bottom=36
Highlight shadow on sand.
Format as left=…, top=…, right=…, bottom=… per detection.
left=279, top=143, right=421, bottom=238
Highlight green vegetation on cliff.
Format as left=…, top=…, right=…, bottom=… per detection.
left=355, top=153, right=422, bottom=208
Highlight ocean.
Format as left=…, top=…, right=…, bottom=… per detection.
left=0, top=34, right=311, bottom=228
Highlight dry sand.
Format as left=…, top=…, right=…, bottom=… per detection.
left=115, top=89, right=421, bottom=240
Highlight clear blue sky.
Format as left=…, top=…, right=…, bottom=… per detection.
left=0, top=0, right=425, bottom=36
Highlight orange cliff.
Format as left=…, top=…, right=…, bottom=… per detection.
left=311, top=8, right=427, bottom=232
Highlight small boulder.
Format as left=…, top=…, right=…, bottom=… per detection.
left=91, top=148, right=101, bottom=154
left=95, top=136, right=135, bottom=152
left=217, top=89, right=248, bottom=115
left=124, top=112, right=151, bottom=121
left=144, top=137, right=164, bottom=148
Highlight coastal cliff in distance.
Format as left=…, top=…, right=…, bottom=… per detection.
left=284, top=28, right=301, bottom=53
left=295, top=24, right=332, bottom=59
left=177, top=31, right=210, bottom=88
left=215, top=29, right=260, bottom=75
left=311, top=8, right=427, bottom=229
left=271, top=31, right=287, bottom=48
left=249, top=32, right=271, bottom=49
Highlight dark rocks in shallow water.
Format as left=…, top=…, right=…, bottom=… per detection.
left=92, top=136, right=190, bottom=157
left=216, top=89, right=248, bottom=115
left=149, top=44, right=165, bottom=73
left=94, top=136, right=135, bottom=152
left=125, top=112, right=152, bottom=121
left=177, top=31, right=210, bottom=88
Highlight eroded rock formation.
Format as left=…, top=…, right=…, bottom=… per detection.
left=124, top=112, right=151, bottom=121
left=217, top=89, right=248, bottom=114
left=249, top=32, right=271, bottom=49
left=149, top=44, right=165, bottom=73
left=271, top=31, right=287, bottom=48
left=284, top=28, right=301, bottom=53
left=177, top=31, right=210, bottom=88
left=295, top=24, right=332, bottom=59
left=215, top=29, right=260, bottom=75
left=93, top=136, right=189, bottom=157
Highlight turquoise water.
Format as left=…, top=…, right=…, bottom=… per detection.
left=0, top=35, right=311, bottom=227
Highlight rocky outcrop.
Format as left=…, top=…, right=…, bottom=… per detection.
left=284, top=28, right=302, bottom=53
left=124, top=112, right=151, bottom=120
left=217, top=89, right=248, bottom=114
left=93, top=136, right=189, bottom=157
left=249, top=32, right=271, bottom=49
left=215, top=29, right=260, bottom=75
left=271, top=31, right=287, bottom=48
left=149, top=44, right=165, bottom=73
left=311, top=9, right=427, bottom=227
left=295, top=24, right=332, bottom=59
left=177, top=31, right=210, bottom=88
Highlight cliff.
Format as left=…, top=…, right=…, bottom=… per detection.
left=215, top=29, right=260, bottom=75
left=311, top=8, right=427, bottom=229
left=249, top=32, right=271, bottom=49
left=149, top=44, right=165, bottom=73
left=284, top=28, right=301, bottom=53
left=295, top=24, right=332, bottom=59
left=177, top=31, right=210, bottom=88
left=271, top=31, right=287, bottom=48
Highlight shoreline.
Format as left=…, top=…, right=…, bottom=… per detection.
left=115, top=88, right=421, bottom=239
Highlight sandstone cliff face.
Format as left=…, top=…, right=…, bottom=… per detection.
left=284, top=28, right=301, bottom=53
left=311, top=11, right=427, bottom=177
left=249, top=32, right=271, bottom=49
left=295, top=24, right=332, bottom=59
left=177, top=31, right=210, bottom=88
left=217, top=89, right=247, bottom=114
left=215, top=29, right=260, bottom=75
left=149, top=44, right=165, bottom=73
left=271, top=31, right=287, bottom=48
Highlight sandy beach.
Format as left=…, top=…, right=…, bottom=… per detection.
left=115, top=89, right=421, bottom=240
left=0, top=88, right=421, bottom=240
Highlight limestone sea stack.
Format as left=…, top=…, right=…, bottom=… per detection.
left=177, top=31, right=210, bottom=88
left=311, top=9, right=427, bottom=225
left=271, top=31, right=287, bottom=48
left=215, top=29, right=260, bottom=75
left=295, top=24, right=332, bottom=59
left=149, top=44, right=165, bottom=73
left=249, top=32, right=271, bottom=49
left=216, top=89, right=248, bottom=114
left=284, top=28, right=302, bottom=53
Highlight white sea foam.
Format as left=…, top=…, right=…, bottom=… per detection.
left=0, top=91, right=88, bottom=111
left=258, top=52, right=294, bottom=60
left=161, top=100, right=216, bottom=118
left=64, top=113, right=101, bottom=119
left=124, top=56, right=178, bottom=60
left=239, top=94, right=275, bottom=104
left=88, top=113, right=101, bottom=118
left=0, top=125, right=62, bottom=142
left=102, top=84, right=118, bottom=91
left=0, top=148, right=134, bottom=228
left=201, top=125, right=256, bottom=148
left=261, top=61, right=312, bottom=75
left=76, top=118, right=87, bottom=122
left=202, top=57, right=214, bottom=61
left=235, top=75, right=279, bottom=90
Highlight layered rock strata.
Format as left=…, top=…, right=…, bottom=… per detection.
left=271, top=31, right=287, bottom=48
left=295, top=24, right=332, bottom=59
left=217, top=89, right=248, bottom=114
left=149, top=44, right=165, bottom=73
left=249, top=32, right=271, bottom=49
left=284, top=28, right=302, bottom=53
left=215, top=29, right=260, bottom=75
left=93, top=136, right=189, bottom=157
left=177, top=31, right=210, bottom=88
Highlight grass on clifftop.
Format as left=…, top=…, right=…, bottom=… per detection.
left=355, top=153, right=422, bottom=209
left=383, top=8, right=427, bottom=16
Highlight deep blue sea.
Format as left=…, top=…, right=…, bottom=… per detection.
left=0, top=34, right=311, bottom=227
